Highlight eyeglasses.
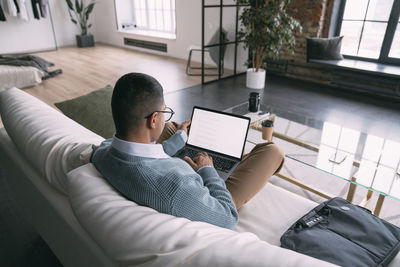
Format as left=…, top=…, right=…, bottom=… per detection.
left=144, top=106, right=175, bottom=122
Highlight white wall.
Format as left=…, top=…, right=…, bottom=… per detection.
left=92, top=0, right=202, bottom=60
left=92, top=0, right=247, bottom=70
left=0, top=0, right=246, bottom=71
left=0, top=0, right=96, bottom=54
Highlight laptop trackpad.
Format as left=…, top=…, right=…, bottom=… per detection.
left=216, top=161, right=239, bottom=181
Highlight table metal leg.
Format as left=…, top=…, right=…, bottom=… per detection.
left=346, top=176, right=357, bottom=203
left=374, top=194, right=385, bottom=216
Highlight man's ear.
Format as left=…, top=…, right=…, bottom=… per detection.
left=149, top=112, right=158, bottom=129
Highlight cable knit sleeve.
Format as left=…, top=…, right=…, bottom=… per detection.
left=170, top=167, right=238, bottom=229
left=162, top=130, right=187, bottom=156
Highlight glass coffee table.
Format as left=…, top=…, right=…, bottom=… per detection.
left=225, top=102, right=400, bottom=216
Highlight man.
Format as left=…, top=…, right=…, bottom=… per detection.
left=92, top=73, right=284, bottom=230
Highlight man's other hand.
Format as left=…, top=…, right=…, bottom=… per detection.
left=178, top=120, right=191, bottom=133
left=184, top=152, right=214, bottom=172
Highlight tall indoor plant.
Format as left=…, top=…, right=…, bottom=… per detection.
left=237, top=0, right=302, bottom=89
left=65, top=0, right=96, bottom=48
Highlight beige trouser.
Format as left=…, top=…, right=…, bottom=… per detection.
left=157, top=122, right=285, bottom=210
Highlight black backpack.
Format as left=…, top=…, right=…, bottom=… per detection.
left=280, top=197, right=400, bottom=267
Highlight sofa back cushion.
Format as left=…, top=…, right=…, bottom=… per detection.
left=0, top=88, right=104, bottom=194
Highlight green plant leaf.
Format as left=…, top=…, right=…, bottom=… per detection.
left=81, top=23, right=87, bottom=35
left=88, top=24, right=92, bottom=28
left=237, top=0, right=301, bottom=67
left=71, top=18, right=77, bottom=24
left=85, top=2, right=95, bottom=16
left=65, top=0, right=74, bottom=10
left=75, top=0, right=82, bottom=13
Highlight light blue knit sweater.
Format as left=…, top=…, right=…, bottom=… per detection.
left=91, top=133, right=238, bottom=229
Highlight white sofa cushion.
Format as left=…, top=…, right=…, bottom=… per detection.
left=67, top=163, right=337, bottom=267
left=236, top=180, right=318, bottom=246
left=0, top=88, right=104, bottom=194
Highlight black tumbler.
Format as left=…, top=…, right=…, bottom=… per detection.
left=248, top=92, right=260, bottom=112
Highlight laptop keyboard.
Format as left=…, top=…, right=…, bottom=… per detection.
left=176, top=148, right=236, bottom=173
left=213, top=156, right=237, bottom=172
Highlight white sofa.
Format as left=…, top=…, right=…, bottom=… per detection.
left=0, top=87, right=397, bottom=267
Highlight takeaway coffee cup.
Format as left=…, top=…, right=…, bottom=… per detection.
left=261, top=119, right=274, bottom=141
left=248, top=92, right=260, bottom=112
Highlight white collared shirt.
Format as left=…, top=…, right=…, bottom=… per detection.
left=111, top=130, right=187, bottom=158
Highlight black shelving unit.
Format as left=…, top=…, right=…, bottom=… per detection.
left=201, top=0, right=248, bottom=84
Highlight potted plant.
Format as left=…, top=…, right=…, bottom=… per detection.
left=237, top=0, right=302, bottom=89
left=65, top=0, right=96, bottom=48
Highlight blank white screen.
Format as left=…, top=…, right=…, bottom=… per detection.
left=187, top=108, right=249, bottom=159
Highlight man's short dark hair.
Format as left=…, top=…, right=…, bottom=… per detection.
left=111, top=73, right=164, bottom=137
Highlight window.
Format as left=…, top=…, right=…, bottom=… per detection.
left=115, top=0, right=176, bottom=39
left=389, top=17, right=400, bottom=58
left=132, top=0, right=176, bottom=34
left=336, top=0, right=400, bottom=64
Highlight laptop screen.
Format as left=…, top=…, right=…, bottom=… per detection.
left=187, top=107, right=250, bottom=159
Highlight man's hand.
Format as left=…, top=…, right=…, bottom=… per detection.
left=184, top=152, right=214, bottom=172
left=178, top=120, right=191, bottom=134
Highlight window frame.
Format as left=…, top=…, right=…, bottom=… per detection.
left=334, top=0, right=400, bottom=65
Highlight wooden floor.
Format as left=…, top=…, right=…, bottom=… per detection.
left=0, top=43, right=207, bottom=128
left=31, top=43, right=203, bottom=105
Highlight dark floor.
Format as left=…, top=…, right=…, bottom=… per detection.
left=1, top=73, right=400, bottom=266
left=166, top=74, right=400, bottom=141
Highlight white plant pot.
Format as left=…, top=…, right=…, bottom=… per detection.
left=246, top=68, right=266, bottom=89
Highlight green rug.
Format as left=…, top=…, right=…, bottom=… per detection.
left=55, top=85, right=114, bottom=139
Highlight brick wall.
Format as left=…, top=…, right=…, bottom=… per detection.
left=272, top=0, right=335, bottom=84
left=291, top=0, right=329, bottom=38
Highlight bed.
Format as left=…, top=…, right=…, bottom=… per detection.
left=0, top=65, right=43, bottom=91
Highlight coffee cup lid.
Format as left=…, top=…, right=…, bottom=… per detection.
left=262, top=119, right=273, bottom=127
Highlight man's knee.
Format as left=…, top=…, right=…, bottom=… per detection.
left=157, top=121, right=179, bottom=144
left=253, top=142, right=284, bottom=158
left=253, top=142, right=285, bottom=172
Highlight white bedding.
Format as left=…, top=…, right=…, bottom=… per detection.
left=0, top=65, right=43, bottom=90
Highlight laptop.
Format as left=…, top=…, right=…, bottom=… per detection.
left=175, top=106, right=250, bottom=181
